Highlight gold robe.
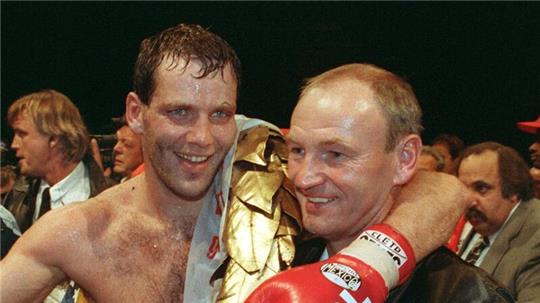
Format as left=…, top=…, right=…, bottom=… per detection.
left=215, top=125, right=302, bottom=302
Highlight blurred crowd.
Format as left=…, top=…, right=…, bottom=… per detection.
left=1, top=87, right=538, bottom=302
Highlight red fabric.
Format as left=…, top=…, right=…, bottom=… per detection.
left=517, top=115, right=540, bottom=134
left=130, top=163, right=145, bottom=178
left=360, top=224, right=416, bottom=285
left=446, top=216, right=466, bottom=253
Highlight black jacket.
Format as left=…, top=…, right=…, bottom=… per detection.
left=3, top=154, right=116, bottom=233
left=293, top=237, right=515, bottom=302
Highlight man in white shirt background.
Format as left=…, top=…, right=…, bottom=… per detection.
left=3, top=89, right=116, bottom=302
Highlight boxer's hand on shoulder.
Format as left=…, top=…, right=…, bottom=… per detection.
left=245, top=253, right=388, bottom=303
left=385, top=170, right=472, bottom=260
left=246, top=224, right=415, bottom=303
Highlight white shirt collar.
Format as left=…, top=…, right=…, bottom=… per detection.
left=463, top=201, right=521, bottom=266
left=36, top=161, right=90, bottom=217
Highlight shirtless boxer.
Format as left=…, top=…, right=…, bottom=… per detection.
left=0, top=24, right=468, bottom=302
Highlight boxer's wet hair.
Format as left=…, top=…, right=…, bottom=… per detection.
left=133, top=23, right=242, bottom=105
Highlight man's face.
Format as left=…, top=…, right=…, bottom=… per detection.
left=287, top=80, right=398, bottom=247
left=530, top=166, right=540, bottom=199
left=141, top=59, right=237, bottom=201
left=10, top=111, right=52, bottom=178
left=113, top=125, right=143, bottom=177
left=458, top=150, right=516, bottom=236
left=529, top=132, right=540, bottom=164
left=432, top=143, right=453, bottom=173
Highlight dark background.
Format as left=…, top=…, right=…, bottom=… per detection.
left=2, top=2, right=539, bottom=162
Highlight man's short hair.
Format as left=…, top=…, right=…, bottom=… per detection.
left=300, top=63, right=423, bottom=151
left=456, top=141, right=534, bottom=201
left=133, top=23, right=242, bottom=105
left=7, top=89, right=89, bottom=162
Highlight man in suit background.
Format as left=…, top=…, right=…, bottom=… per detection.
left=4, top=89, right=116, bottom=302
left=5, top=90, right=116, bottom=232
left=456, top=141, right=540, bottom=302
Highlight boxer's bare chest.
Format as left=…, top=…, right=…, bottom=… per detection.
left=77, top=210, right=198, bottom=302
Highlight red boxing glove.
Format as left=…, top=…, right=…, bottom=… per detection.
left=246, top=224, right=415, bottom=303
left=245, top=253, right=388, bottom=303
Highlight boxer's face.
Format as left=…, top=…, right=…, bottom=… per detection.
left=459, top=150, right=517, bottom=236
left=287, top=80, right=399, bottom=249
left=138, top=58, right=237, bottom=201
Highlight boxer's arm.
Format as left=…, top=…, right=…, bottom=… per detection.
left=245, top=253, right=389, bottom=303
left=246, top=224, right=414, bottom=303
left=383, top=170, right=471, bottom=260
left=0, top=210, right=72, bottom=302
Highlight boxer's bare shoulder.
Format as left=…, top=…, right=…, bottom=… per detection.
left=68, top=176, right=197, bottom=301
left=1, top=175, right=198, bottom=302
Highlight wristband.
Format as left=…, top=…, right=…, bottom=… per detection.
left=358, top=223, right=416, bottom=285
left=341, top=238, right=399, bottom=289
left=342, top=223, right=415, bottom=287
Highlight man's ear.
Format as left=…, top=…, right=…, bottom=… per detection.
left=509, top=193, right=520, bottom=205
left=48, top=136, right=59, bottom=149
left=125, top=92, right=145, bottom=134
left=393, top=134, right=422, bottom=185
